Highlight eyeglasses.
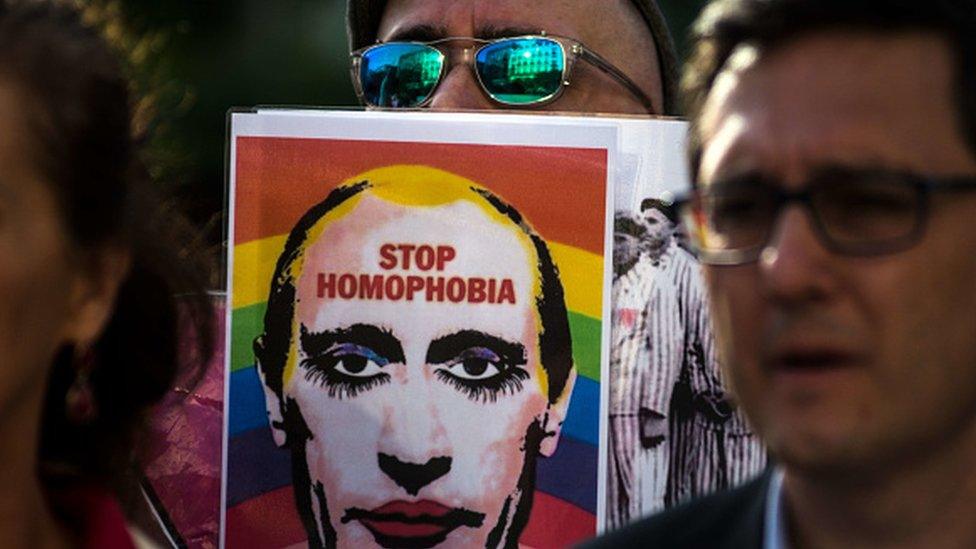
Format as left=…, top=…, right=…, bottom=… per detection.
left=350, top=33, right=655, bottom=111
left=675, top=167, right=976, bottom=265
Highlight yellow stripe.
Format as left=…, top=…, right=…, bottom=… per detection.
left=232, top=235, right=287, bottom=310
left=233, top=235, right=603, bottom=319
left=548, top=242, right=603, bottom=319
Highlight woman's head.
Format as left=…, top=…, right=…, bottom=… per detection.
left=0, top=0, right=212, bottom=485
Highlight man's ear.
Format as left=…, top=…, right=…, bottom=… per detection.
left=539, top=367, right=577, bottom=457
left=255, top=337, right=288, bottom=448
left=63, top=247, right=131, bottom=348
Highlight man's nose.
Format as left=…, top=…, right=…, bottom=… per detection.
left=428, top=63, right=496, bottom=110
left=377, top=375, right=452, bottom=473
left=758, top=207, right=838, bottom=304
left=377, top=453, right=452, bottom=496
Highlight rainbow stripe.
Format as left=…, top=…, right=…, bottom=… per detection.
left=226, top=137, right=607, bottom=548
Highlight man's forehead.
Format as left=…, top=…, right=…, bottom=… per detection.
left=306, top=195, right=536, bottom=266
left=378, top=0, right=637, bottom=47
left=698, top=30, right=969, bottom=183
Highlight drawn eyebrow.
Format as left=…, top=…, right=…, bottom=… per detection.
left=300, top=323, right=405, bottom=364
left=385, top=23, right=449, bottom=43
left=425, top=330, right=527, bottom=365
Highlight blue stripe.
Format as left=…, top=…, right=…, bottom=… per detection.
left=227, top=426, right=596, bottom=513
left=228, top=367, right=270, bottom=436
left=562, top=375, right=599, bottom=446
left=229, top=366, right=599, bottom=445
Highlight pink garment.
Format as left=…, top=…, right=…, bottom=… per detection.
left=141, top=297, right=226, bottom=548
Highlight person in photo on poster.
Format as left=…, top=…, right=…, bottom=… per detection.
left=608, top=208, right=764, bottom=528
left=253, top=165, right=577, bottom=549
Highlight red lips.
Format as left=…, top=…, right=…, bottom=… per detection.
left=359, top=500, right=459, bottom=539
left=370, top=500, right=453, bottom=518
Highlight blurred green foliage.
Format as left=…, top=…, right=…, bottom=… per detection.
left=80, top=0, right=707, bottom=244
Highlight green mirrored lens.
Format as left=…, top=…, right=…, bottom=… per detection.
left=475, top=38, right=564, bottom=104
left=360, top=43, right=444, bottom=107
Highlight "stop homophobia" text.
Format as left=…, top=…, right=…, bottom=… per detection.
left=317, top=243, right=517, bottom=304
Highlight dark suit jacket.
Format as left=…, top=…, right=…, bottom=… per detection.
left=580, top=469, right=773, bottom=549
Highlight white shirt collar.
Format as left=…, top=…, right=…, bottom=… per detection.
left=764, top=467, right=789, bottom=549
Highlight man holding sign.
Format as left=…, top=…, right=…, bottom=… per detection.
left=254, top=166, right=576, bottom=548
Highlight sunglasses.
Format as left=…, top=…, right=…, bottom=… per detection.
left=351, top=33, right=656, bottom=110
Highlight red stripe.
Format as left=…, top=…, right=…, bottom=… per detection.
left=226, top=486, right=595, bottom=548
left=520, top=491, right=596, bottom=548
left=226, top=486, right=305, bottom=548
left=234, top=137, right=607, bottom=255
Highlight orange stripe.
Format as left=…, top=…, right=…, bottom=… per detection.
left=233, top=137, right=607, bottom=255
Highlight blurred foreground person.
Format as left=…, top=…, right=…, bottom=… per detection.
left=0, top=2, right=212, bottom=547
left=587, top=0, right=976, bottom=547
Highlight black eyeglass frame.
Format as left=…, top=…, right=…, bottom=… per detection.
left=674, top=171, right=976, bottom=266
left=350, top=32, right=656, bottom=112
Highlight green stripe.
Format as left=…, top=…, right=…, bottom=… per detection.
left=231, top=303, right=601, bottom=382
left=567, top=311, right=600, bottom=381
left=231, top=303, right=265, bottom=372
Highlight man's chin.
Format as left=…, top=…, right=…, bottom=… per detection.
left=771, top=429, right=904, bottom=482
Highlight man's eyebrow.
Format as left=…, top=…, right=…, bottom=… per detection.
left=426, top=330, right=527, bottom=365
left=385, top=24, right=449, bottom=42
left=300, top=323, right=405, bottom=363
left=476, top=25, right=543, bottom=40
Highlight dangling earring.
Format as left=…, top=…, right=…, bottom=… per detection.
left=66, top=347, right=98, bottom=424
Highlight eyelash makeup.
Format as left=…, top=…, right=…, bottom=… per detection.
left=301, top=344, right=391, bottom=399
left=435, top=366, right=529, bottom=404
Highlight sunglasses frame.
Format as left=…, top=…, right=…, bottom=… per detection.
left=350, top=32, right=656, bottom=111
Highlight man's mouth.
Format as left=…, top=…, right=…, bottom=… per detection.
left=765, top=344, right=863, bottom=375
left=342, top=500, right=485, bottom=548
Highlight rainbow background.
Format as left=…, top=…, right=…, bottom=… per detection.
left=225, top=136, right=608, bottom=548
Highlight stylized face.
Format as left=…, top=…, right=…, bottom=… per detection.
left=698, top=32, right=976, bottom=473
left=376, top=0, right=662, bottom=113
left=267, top=191, right=570, bottom=548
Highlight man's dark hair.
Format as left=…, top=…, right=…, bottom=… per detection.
left=615, top=212, right=650, bottom=239
left=0, top=0, right=213, bottom=490
left=640, top=197, right=677, bottom=222
left=682, top=0, right=976, bottom=179
left=346, top=0, right=680, bottom=114
left=255, top=180, right=574, bottom=405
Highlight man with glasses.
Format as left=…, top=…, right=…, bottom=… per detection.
left=345, top=0, right=677, bottom=114
left=588, top=0, right=976, bottom=547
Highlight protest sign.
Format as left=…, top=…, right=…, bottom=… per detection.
left=223, top=110, right=617, bottom=548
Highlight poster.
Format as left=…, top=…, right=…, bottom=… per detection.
left=222, top=110, right=618, bottom=548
